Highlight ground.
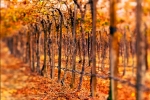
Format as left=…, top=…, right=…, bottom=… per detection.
left=1, top=41, right=150, bottom=100
left=1, top=41, right=107, bottom=100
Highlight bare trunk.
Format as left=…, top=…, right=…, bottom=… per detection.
left=70, top=4, right=77, bottom=88
left=47, top=23, right=52, bottom=78
left=108, top=0, right=118, bottom=99
left=78, top=39, right=82, bottom=63
left=78, top=13, right=86, bottom=91
left=122, top=30, right=127, bottom=76
left=31, top=33, right=36, bottom=72
left=41, top=20, right=48, bottom=77
left=136, top=0, right=146, bottom=99
left=61, top=36, right=70, bottom=85
left=36, top=24, right=41, bottom=74
left=57, top=9, right=63, bottom=82
left=27, top=31, right=32, bottom=70
left=144, top=23, right=148, bottom=70
left=88, top=32, right=91, bottom=66
left=90, top=0, right=97, bottom=97
left=51, top=31, right=55, bottom=79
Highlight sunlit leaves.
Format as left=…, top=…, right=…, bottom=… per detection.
left=1, top=0, right=50, bottom=37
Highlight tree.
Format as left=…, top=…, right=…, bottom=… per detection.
left=70, top=4, right=77, bottom=88
left=26, top=25, right=32, bottom=71
left=90, top=0, right=97, bottom=97
left=35, top=23, right=41, bottom=74
left=108, top=0, right=119, bottom=99
left=41, top=19, right=48, bottom=77
left=136, top=0, right=146, bottom=99
left=55, top=8, right=63, bottom=82
left=73, top=0, right=88, bottom=91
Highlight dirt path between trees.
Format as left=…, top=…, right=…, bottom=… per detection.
left=1, top=41, right=30, bottom=100
left=1, top=41, right=107, bottom=100
left=1, top=41, right=150, bottom=100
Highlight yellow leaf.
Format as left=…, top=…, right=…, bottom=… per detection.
left=117, top=84, right=122, bottom=89
left=131, top=92, right=135, bottom=97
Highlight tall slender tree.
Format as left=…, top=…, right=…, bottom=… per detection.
left=50, top=11, right=57, bottom=79
left=35, top=23, right=41, bottom=74
left=70, top=4, right=77, bottom=88
left=56, top=8, right=63, bottom=82
left=90, top=0, right=97, bottom=97
left=27, top=25, right=32, bottom=71
left=73, top=0, right=88, bottom=91
left=41, top=19, right=48, bottom=77
left=108, top=0, right=119, bottom=99
left=136, top=0, right=146, bottom=99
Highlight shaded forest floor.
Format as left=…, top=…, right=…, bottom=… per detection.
left=1, top=41, right=150, bottom=100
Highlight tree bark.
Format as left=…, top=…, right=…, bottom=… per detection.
left=108, top=0, right=119, bottom=99
left=78, top=12, right=86, bottom=91
left=27, top=31, right=32, bottom=70
left=136, top=0, right=146, bottom=99
left=50, top=23, right=55, bottom=79
left=41, top=19, right=48, bottom=77
left=56, top=9, right=63, bottom=82
left=90, top=0, right=97, bottom=97
left=36, top=24, right=41, bottom=74
left=70, top=4, right=77, bottom=88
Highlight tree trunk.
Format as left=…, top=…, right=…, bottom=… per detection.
left=47, top=23, right=52, bottom=78
left=14, top=35, right=17, bottom=57
left=31, top=33, right=36, bottom=72
left=57, top=9, right=63, bottom=82
left=108, top=0, right=119, bottom=99
left=144, top=23, right=148, bottom=70
left=78, top=13, right=86, bottom=91
left=27, top=31, right=32, bottom=70
left=41, top=20, right=48, bottom=77
left=88, top=32, right=91, bottom=66
left=61, top=36, right=70, bottom=85
left=90, top=0, right=97, bottom=97
left=122, top=30, right=127, bottom=76
left=36, top=24, right=41, bottom=74
left=70, top=4, right=77, bottom=88
left=78, top=39, right=82, bottom=63
left=136, top=0, right=146, bottom=99
left=51, top=28, right=55, bottom=79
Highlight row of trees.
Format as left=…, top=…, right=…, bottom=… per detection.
left=1, top=0, right=150, bottom=99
